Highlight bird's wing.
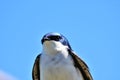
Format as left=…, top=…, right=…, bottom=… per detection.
left=32, top=54, right=41, bottom=80
left=68, top=49, right=93, bottom=80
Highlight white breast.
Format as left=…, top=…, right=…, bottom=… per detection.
left=40, top=41, right=83, bottom=80
left=40, top=52, right=83, bottom=80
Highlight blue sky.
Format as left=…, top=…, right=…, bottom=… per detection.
left=0, top=0, right=120, bottom=80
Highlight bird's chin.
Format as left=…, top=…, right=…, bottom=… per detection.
left=44, top=41, right=61, bottom=48
left=43, top=41, right=67, bottom=55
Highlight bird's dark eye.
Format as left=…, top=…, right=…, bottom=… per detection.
left=48, top=36, right=61, bottom=41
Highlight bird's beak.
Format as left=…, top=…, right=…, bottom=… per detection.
left=41, top=37, right=51, bottom=44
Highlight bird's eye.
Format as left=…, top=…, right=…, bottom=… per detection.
left=48, top=36, right=61, bottom=41
left=56, top=36, right=61, bottom=40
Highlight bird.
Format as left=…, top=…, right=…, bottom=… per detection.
left=32, top=32, right=93, bottom=80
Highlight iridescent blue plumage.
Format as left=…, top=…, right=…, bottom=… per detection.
left=41, top=32, right=72, bottom=50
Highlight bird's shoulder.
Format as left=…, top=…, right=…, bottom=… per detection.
left=68, top=49, right=93, bottom=80
left=32, top=54, right=41, bottom=80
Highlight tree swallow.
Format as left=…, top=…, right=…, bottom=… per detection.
left=32, top=32, right=93, bottom=80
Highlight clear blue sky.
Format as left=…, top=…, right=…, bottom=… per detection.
left=0, top=0, right=120, bottom=80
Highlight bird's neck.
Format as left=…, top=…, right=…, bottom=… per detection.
left=42, top=41, right=68, bottom=56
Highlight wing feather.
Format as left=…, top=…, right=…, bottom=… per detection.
left=68, top=49, right=93, bottom=80
left=32, top=54, right=41, bottom=80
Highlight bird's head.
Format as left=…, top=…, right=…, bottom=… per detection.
left=41, top=32, right=72, bottom=51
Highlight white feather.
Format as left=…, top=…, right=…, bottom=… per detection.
left=40, top=41, right=83, bottom=80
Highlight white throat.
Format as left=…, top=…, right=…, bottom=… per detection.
left=40, top=41, right=83, bottom=80
left=42, top=41, right=68, bottom=56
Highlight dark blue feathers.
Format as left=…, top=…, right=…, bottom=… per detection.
left=41, top=32, right=72, bottom=50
